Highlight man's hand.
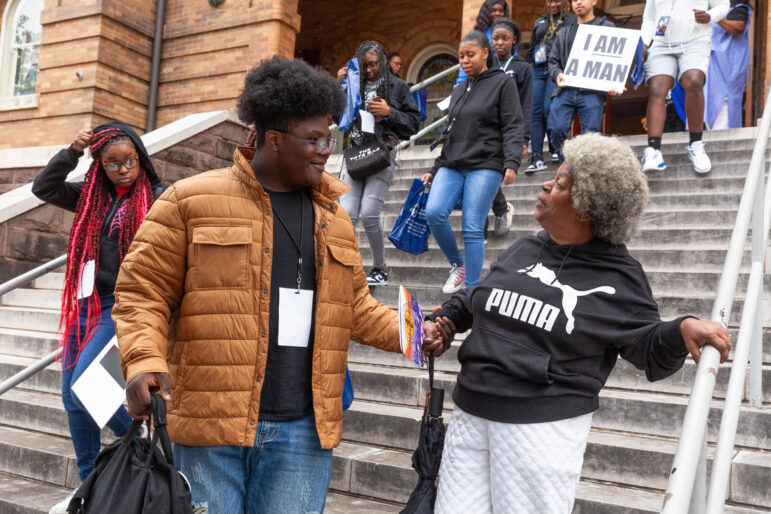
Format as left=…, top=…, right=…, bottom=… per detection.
left=367, top=97, right=391, bottom=118
left=693, top=9, right=711, bottom=24
left=423, top=317, right=457, bottom=357
left=421, top=173, right=434, bottom=186
left=503, top=168, right=517, bottom=185
left=680, top=318, right=731, bottom=364
left=337, top=67, right=348, bottom=81
left=72, top=129, right=93, bottom=153
left=556, top=73, right=566, bottom=87
left=521, top=144, right=528, bottom=162
left=126, top=372, right=171, bottom=420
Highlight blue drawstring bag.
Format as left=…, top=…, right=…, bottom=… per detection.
left=388, top=179, right=431, bottom=255
left=343, top=367, right=354, bottom=411
left=412, top=89, right=428, bottom=121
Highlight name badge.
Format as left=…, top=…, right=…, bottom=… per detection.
left=76, top=260, right=96, bottom=300
left=656, top=16, right=671, bottom=36
left=534, top=44, right=548, bottom=65
left=277, top=287, right=314, bottom=347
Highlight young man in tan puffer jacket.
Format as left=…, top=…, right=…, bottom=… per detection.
left=112, top=57, right=450, bottom=513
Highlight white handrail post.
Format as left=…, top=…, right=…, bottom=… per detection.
left=689, top=432, right=708, bottom=514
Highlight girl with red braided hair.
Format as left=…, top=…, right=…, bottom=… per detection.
left=32, top=121, right=164, bottom=512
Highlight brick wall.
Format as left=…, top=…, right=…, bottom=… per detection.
left=296, top=0, right=463, bottom=79
left=154, top=0, right=301, bottom=128
left=0, top=120, right=249, bottom=282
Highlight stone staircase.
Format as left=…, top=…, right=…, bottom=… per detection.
left=0, top=130, right=768, bottom=512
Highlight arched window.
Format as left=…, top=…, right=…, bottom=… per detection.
left=1, top=0, right=44, bottom=98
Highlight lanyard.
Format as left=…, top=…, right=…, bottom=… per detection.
left=498, top=55, right=515, bottom=72
left=271, top=190, right=305, bottom=293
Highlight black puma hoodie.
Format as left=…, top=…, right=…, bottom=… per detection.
left=427, top=231, right=690, bottom=424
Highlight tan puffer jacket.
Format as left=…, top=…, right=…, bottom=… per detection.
left=113, top=147, right=400, bottom=449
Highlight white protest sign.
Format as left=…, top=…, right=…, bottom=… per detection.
left=560, top=24, right=640, bottom=93
left=71, top=336, right=127, bottom=428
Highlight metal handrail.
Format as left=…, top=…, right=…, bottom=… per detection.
left=662, top=91, right=771, bottom=513
left=0, top=254, right=66, bottom=297
left=0, top=348, right=62, bottom=396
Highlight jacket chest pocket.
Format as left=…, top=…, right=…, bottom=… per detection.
left=192, top=225, right=252, bottom=289
left=326, top=243, right=358, bottom=304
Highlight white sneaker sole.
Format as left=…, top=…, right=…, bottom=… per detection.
left=690, top=161, right=711, bottom=174
left=442, top=282, right=465, bottom=294
left=642, top=162, right=667, bottom=174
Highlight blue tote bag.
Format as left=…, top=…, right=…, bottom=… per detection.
left=388, top=179, right=431, bottom=255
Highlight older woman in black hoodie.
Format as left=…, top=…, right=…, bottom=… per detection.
left=422, top=30, right=524, bottom=295
left=424, top=133, right=730, bottom=513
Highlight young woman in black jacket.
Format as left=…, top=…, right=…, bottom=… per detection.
left=336, top=41, right=420, bottom=287
left=32, top=122, right=164, bottom=512
left=422, top=30, right=524, bottom=295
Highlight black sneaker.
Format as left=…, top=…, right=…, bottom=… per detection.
left=366, top=268, right=388, bottom=287
left=483, top=217, right=489, bottom=241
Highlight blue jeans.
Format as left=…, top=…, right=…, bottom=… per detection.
left=547, top=88, right=605, bottom=161
left=173, top=414, right=333, bottom=514
left=531, top=64, right=556, bottom=160
left=426, top=167, right=502, bottom=288
left=61, top=294, right=132, bottom=481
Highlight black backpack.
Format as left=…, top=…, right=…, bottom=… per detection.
left=68, top=394, right=193, bottom=514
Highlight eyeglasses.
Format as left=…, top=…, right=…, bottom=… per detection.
left=273, top=130, right=337, bottom=153
left=103, top=157, right=138, bottom=173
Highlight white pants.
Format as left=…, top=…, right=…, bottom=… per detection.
left=435, top=407, right=593, bottom=514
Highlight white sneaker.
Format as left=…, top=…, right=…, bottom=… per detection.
left=687, top=140, right=712, bottom=174
left=642, top=147, right=667, bottom=173
left=494, top=203, right=514, bottom=236
left=49, top=489, right=78, bottom=514
left=550, top=152, right=560, bottom=163
left=442, top=264, right=466, bottom=294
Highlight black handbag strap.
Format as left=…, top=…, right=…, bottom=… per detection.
left=149, top=393, right=176, bottom=466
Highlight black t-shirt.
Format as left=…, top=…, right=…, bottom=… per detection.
left=726, top=3, right=749, bottom=23
left=259, top=188, right=317, bottom=421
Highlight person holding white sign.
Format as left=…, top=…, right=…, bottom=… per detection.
left=336, top=41, right=420, bottom=287
left=32, top=122, right=166, bottom=513
left=640, top=0, right=729, bottom=173
left=547, top=0, right=617, bottom=163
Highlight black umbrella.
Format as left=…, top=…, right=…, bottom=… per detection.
left=401, top=352, right=446, bottom=514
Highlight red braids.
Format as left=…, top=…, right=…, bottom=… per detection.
left=59, top=127, right=154, bottom=367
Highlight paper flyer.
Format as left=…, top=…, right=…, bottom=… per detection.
left=399, top=285, right=425, bottom=368
left=71, top=336, right=127, bottom=428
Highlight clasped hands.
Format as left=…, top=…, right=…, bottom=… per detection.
left=423, top=316, right=457, bottom=357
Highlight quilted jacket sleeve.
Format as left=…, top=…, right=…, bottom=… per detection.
left=113, top=185, right=188, bottom=384
left=349, top=258, right=401, bottom=354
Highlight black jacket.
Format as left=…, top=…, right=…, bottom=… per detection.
left=427, top=231, right=690, bottom=424
left=526, top=12, right=577, bottom=65
left=32, top=121, right=165, bottom=296
left=430, top=68, right=524, bottom=175
left=345, top=72, right=421, bottom=146
left=548, top=16, right=616, bottom=97
left=493, top=54, right=533, bottom=145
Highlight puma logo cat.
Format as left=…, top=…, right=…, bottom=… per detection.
left=519, top=263, right=616, bottom=334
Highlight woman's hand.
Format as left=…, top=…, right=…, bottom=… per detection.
left=503, top=168, right=517, bottom=186
left=680, top=318, right=731, bottom=364
left=423, top=316, right=457, bottom=357
left=337, top=67, right=348, bottom=81
left=421, top=173, right=434, bottom=187
left=367, top=97, right=391, bottom=118
left=72, top=129, right=93, bottom=153
left=608, top=87, right=627, bottom=97
left=556, top=73, right=566, bottom=88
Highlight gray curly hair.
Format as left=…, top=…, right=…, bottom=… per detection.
left=562, top=133, right=648, bottom=245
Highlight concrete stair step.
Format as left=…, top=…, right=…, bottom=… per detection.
left=1, top=288, right=62, bottom=310
left=33, top=273, right=64, bottom=291
left=0, top=426, right=79, bottom=489
left=343, top=388, right=770, bottom=452
left=0, top=307, right=61, bottom=334
left=0, top=328, right=58, bottom=359
left=330, top=439, right=767, bottom=512
left=0, top=389, right=118, bottom=445
left=0, top=472, right=72, bottom=514
left=0, top=355, right=61, bottom=394
left=324, top=491, right=401, bottom=513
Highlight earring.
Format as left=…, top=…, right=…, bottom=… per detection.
left=273, top=145, right=279, bottom=152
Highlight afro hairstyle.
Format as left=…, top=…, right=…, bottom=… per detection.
left=237, top=56, right=344, bottom=148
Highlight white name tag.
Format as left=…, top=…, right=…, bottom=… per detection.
left=76, top=260, right=95, bottom=300
left=278, top=288, right=314, bottom=347
left=437, top=95, right=452, bottom=111
left=359, top=110, right=376, bottom=133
